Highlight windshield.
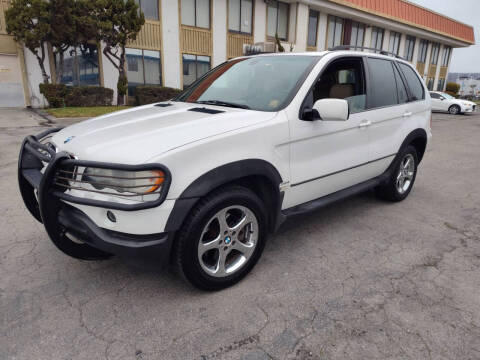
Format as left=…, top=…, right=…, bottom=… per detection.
left=440, top=92, right=454, bottom=99
left=175, top=56, right=320, bottom=112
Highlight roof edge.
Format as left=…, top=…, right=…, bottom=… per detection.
left=326, top=0, right=475, bottom=45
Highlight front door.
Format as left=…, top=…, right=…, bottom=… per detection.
left=286, top=56, right=372, bottom=208
left=430, top=92, right=445, bottom=111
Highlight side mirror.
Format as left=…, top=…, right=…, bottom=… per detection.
left=440, top=97, right=445, bottom=100
left=313, top=98, right=349, bottom=121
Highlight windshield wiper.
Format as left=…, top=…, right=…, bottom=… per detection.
left=196, top=100, right=250, bottom=110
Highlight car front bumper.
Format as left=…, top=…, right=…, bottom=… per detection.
left=18, top=128, right=175, bottom=265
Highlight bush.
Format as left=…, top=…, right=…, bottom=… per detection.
left=65, top=86, right=114, bottom=107
left=135, top=86, right=182, bottom=106
left=39, top=83, right=68, bottom=108
left=446, top=82, right=460, bottom=95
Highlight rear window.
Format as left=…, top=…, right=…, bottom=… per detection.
left=367, top=58, right=398, bottom=109
left=398, top=63, right=425, bottom=101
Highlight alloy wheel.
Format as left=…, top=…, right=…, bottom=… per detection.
left=396, top=154, right=415, bottom=194
left=197, top=205, right=258, bottom=278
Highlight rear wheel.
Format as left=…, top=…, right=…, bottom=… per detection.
left=175, top=186, right=267, bottom=291
left=376, top=145, right=418, bottom=202
left=449, top=104, right=460, bottom=115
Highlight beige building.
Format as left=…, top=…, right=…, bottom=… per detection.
left=0, top=0, right=475, bottom=107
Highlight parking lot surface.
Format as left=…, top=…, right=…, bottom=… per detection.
left=1, top=109, right=480, bottom=360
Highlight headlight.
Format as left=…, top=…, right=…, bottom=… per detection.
left=82, top=168, right=165, bottom=195
left=462, top=102, right=471, bottom=106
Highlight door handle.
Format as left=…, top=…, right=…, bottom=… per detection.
left=403, top=112, right=413, bottom=117
left=359, top=120, right=371, bottom=128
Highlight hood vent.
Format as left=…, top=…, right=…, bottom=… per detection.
left=188, top=107, right=224, bottom=114
left=155, top=103, right=173, bottom=107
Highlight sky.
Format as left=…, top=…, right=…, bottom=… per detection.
left=408, top=0, right=480, bottom=73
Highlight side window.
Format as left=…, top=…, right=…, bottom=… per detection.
left=430, top=92, right=440, bottom=99
left=366, top=58, right=397, bottom=109
left=398, top=63, right=425, bottom=101
left=304, top=57, right=366, bottom=114
left=393, top=64, right=408, bottom=104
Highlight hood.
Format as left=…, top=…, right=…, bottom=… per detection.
left=51, top=102, right=276, bottom=164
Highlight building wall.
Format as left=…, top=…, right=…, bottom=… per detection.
left=0, top=0, right=473, bottom=107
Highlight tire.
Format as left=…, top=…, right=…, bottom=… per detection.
left=449, top=105, right=460, bottom=115
left=175, top=185, right=268, bottom=291
left=376, top=145, right=418, bottom=202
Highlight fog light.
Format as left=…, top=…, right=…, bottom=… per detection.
left=107, top=210, right=116, bottom=223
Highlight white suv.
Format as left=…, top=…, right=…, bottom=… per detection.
left=19, top=50, right=432, bottom=290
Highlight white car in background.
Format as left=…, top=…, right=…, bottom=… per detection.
left=430, top=91, right=477, bottom=115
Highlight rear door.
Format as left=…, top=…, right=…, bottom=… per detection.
left=365, top=57, right=410, bottom=174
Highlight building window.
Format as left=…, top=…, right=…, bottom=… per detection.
left=267, top=0, right=289, bottom=40
left=430, top=43, right=440, bottom=65
left=327, top=15, right=343, bottom=49
left=182, top=54, right=211, bottom=87
left=371, top=27, right=384, bottom=53
left=55, top=44, right=100, bottom=86
left=441, top=46, right=451, bottom=67
left=437, top=78, right=446, bottom=91
left=228, top=0, right=253, bottom=34
left=405, top=35, right=416, bottom=62
left=135, top=0, right=159, bottom=21
left=417, top=39, right=428, bottom=63
left=427, top=77, right=434, bottom=90
left=388, top=31, right=401, bottom=55
left=181, top=0, right=210, bottom=29
left=126, top=48, right=162, bottom=96
left=343, top=20, right=365, bottom=48
left=307, top=10, right=319, bottom=47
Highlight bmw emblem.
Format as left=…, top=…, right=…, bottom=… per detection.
left=224, top=236, right=232, bottom=245
left=64, top=136, right=75, bottom=144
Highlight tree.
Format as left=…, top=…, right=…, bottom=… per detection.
left=94, top=0, right=145, bottom=105
left=48, top=0, right=98, bottom=83
left=6, top=0, right=51, bottom=84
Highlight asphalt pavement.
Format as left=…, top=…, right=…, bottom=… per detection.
left=1, top=108, right=479, bottom=360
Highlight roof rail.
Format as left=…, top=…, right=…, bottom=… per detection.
left=329, top=45, right=406, bottom=60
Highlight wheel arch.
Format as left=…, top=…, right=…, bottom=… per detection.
left=393, top=128, right=428, bottom=168
left=165, top=159, right=284, bottom=234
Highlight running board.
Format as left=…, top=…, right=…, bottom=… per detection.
left=282, top=174, right=388, bottom=217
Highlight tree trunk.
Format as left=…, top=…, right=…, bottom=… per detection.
left=55, top=51, right=64, bottom=85
left=36, top=43, right=50, bottom=84
left=116, top=46, right=127, bottom=106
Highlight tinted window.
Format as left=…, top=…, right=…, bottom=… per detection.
left=430, top=92, right=441, bottom=99
left=398, top=63, right=425, bottom=101
left=393, top=65, right=408, bottom=104
left=367, top=58, right=397, bottom=108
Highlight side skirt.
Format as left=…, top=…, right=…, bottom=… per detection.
left=281, top=173, right=389, bottom=218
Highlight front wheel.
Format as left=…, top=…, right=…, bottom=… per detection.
left=376, top=145, right=418, bottom=202
left=175, top=186, right=267, bottom=291
left=449, top=104, right=461, bottom=115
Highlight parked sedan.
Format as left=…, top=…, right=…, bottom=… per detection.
left=430, top=91, right=476, bottom=115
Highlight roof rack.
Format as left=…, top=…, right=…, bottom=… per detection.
left=329, top=45, right=406, bottom=60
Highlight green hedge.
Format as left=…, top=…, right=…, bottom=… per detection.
left=135, top=86, right=182, bottom=106
left=39, top=84, right=68, bottom=108
left=39, top=84, right=113, bottom=108
left=65, top=86, right=113, bottom=107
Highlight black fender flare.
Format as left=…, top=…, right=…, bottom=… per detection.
left=384, top=128, right=428, bottom=179
left=164, top=159, right=284, bottom=232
